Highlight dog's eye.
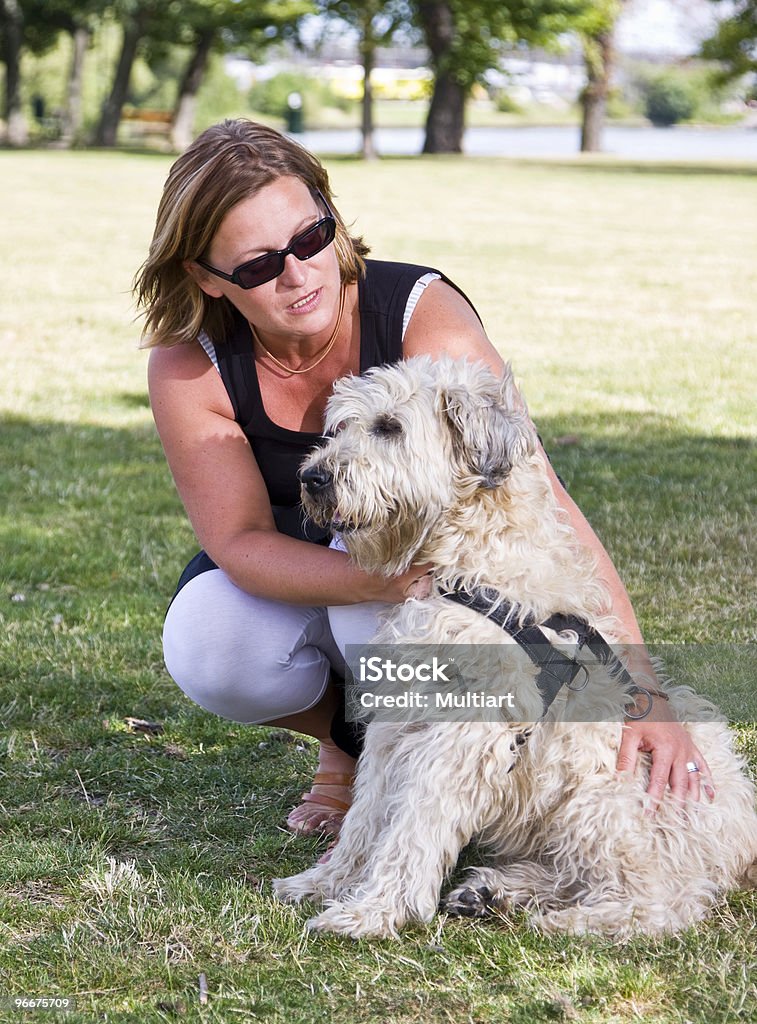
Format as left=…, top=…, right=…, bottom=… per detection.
left=322, top=421, right=346, bottom=439
left=371, top=415, right=403, bottom=438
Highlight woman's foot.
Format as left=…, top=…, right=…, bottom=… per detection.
left=287, top=740, right=356, bottom=835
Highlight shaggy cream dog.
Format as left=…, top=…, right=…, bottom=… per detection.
left=273, top=356, right=757, bottom=939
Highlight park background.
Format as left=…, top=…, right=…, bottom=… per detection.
left=1, top=1, right=756, bottom=1022
left=2, top=1, right=757, bottom=155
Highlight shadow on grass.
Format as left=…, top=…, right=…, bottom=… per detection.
left=115, top=391, right=151, bottom=410
left=540, top=410, right=754, bottom=617
left=1, top=408, right=753, bottom=586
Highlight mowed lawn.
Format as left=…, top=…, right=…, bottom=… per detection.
left=0, top=149, right=755, bottom=1023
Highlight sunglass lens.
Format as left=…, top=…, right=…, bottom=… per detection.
left=293, top=219, right=336, bottom=260
left=237, top=255, right=281, bottom=289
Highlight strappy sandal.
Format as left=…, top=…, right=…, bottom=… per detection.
left=286, top=771, right=353, bottom=836
left=318, top=837, right=339, bottom=864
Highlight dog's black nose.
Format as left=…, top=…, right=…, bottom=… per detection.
left=300, top=465, right=333, bottom=494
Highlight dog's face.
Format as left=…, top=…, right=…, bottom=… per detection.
left=300, top=356, right=538, bottom=575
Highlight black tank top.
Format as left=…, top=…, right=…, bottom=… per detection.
left=209, top=259, right=480, bottom=543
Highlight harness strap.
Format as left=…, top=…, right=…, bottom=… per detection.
left=441, top=586, right=655, bottom=719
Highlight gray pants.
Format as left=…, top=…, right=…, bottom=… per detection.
left=163, top=566, right=387, bottom=724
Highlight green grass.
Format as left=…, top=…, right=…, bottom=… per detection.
left=0, top=150, right=755, bottom=1022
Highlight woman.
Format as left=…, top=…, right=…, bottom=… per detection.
left=135, top=119, right=713, bottom=836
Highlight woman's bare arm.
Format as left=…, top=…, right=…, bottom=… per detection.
left=148, top=344, right=425, bottom=605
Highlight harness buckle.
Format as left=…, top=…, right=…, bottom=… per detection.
left=566, top=663, right=590, bottom=692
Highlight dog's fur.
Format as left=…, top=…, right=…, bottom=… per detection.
left=273, top=356, right=757, bottom=939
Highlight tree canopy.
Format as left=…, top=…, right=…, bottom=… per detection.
left=413, top=0, right=587, bottom=152
left=702, top=1, right=757, bottom=82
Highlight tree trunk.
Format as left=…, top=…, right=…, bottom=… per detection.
left=359, top=8, right=377, bottom=160
left=0, top=0, right=28, bottom=146
left=423, top=69, right=465, bottom=153
left=580, top=30, right=614, bottom=153
left=417, top=0, right=465, bottom=154
left=94, top=10, right=147, bottom=147
left=61, top=26, right=90, bottom=147
left=170, top=27, right=214, bottom=152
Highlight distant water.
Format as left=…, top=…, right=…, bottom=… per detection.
left=295, top=124, right=757, bottom=162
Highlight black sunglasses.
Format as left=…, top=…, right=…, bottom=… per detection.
left=196, top=193, right=337, bottom=290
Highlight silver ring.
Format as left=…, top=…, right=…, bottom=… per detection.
left=686, top=761, right=700, bottom=774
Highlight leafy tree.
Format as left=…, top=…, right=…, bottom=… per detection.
left=318, top=0, right=410, bottom=158
left=169, top=0, right=311, bottom=152
left=412, top=0, right=585, bottom=154
left=27, top=0, right=112, bottom=145
left=0, top=0, right=62, bottom=145
left=93, top=0, right=311, bottom=149
left=576, top=0, right=626, bottom=153
left=702, top=1, right=757, bottom=84
left=0, top=0, right=26, bottom=143
left=93, top=0, right=168, bottom=146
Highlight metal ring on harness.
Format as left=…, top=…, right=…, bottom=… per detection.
left=624, top=685, right=654, bottom=720
left=566, top=663, right=590, bottom=692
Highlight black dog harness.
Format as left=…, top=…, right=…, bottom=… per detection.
left=442, top=586, right=660, bottom=720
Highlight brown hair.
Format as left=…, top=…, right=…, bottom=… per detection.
left=134, top=119, right=369, bottom=348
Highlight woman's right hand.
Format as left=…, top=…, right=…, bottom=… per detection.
left=366, top=564, right=434, bottom=604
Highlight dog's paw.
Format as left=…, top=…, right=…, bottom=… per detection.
left=272, top=869, right=326, bottom=905
left=442, top=882, right=504, bottom=918
left=307, top=902, right=401, bottom=940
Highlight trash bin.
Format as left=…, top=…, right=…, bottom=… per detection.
left=286, top=92, right=303, bottom=134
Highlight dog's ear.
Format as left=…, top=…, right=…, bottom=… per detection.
left=442, top=367, right=537, bottom=489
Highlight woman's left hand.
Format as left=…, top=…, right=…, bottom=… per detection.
left=616, top=697, right=716, bottom=813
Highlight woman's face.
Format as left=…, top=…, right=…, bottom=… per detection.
left=191, top=175, right=342, bottom=341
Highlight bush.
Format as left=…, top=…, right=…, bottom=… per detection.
left=248, top=71, right=353, bottom=125
left=630, top=61, right=747, bottom=127
left=645, top=76, right=696, bottom=126
left=494, top=90, right=524, bottom=114
left=639, top=70, right=698, bottom=126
